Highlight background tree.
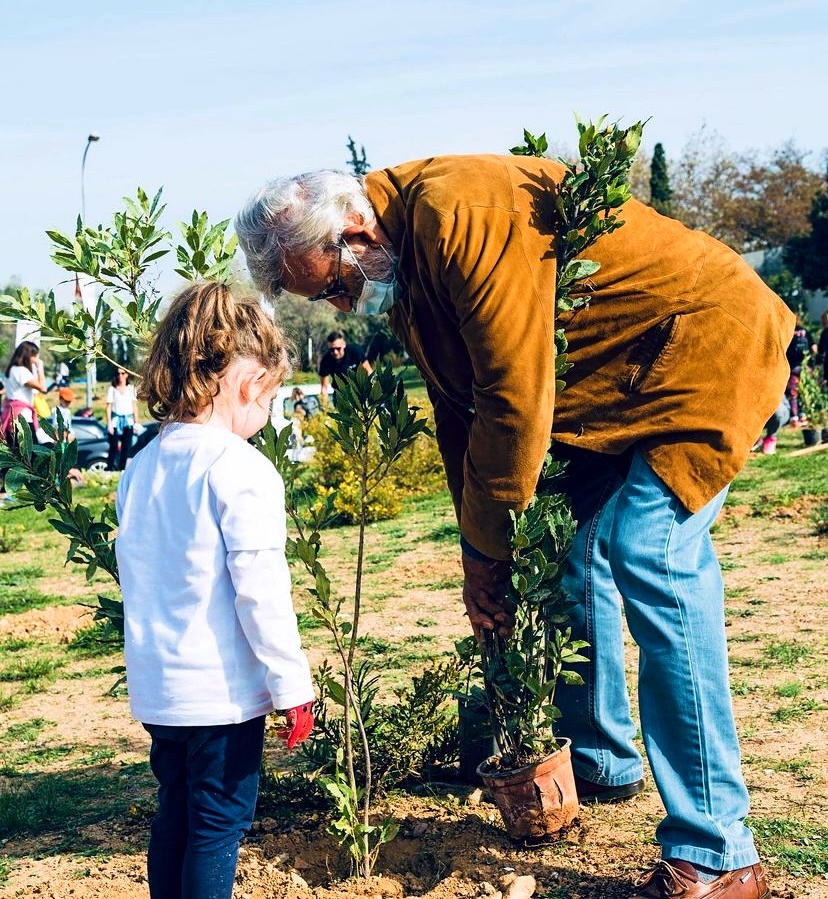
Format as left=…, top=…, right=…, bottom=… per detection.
left=667, top=127, right=823, bottom=252
left=649, top=142, right=673, bottom=215
left=667, top=125, right=742, bottom=243
left=346, top=135, right=370, bottom=176
left=721, top=143, right=823, bottom=252
left=784, top=187, right=828, bottom=292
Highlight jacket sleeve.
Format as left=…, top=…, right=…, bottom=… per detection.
left=417, top=204, right=557, bottom=560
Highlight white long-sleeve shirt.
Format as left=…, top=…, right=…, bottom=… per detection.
left=115, top=422, right=314, bottom=726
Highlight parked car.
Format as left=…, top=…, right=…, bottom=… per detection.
left=71, top=417, right=159, bottom=471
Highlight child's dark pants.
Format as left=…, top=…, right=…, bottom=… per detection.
left=143, top=716, right=266, bottom=899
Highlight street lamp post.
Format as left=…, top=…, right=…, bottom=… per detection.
left=80, top=133, right=100, bottom=409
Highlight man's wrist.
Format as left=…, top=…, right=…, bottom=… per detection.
left=460, top=535, right=498, bottom=563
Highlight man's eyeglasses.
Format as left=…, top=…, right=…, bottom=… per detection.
left=308, top=244, right=348, bottom=303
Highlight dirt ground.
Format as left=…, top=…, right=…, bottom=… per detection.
left=1, top=498, right=826, bottom=899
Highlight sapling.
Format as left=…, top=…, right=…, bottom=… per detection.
left=469, top=116, right=646, bottom=771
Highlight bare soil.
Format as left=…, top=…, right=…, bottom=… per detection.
left=1, top=498, right=826, bottom=899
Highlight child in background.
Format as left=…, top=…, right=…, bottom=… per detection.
left=51, top=387, right=85, bottom=486
left=53, top=387, right=76, bottom=437
left=115, top=282, right=314, bottom=899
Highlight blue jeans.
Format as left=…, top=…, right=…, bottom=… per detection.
left=554, top=448, right=758, bottom=871
left=143, top=716, right=265, bottom=899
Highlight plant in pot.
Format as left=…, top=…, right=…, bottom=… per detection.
left=797, top=355, right=828, bottom=446
left=459, top=455, right=588, bottom=845
left=455, top=116, right=644, bottom=845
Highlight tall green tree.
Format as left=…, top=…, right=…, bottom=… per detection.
left=649, top=142, right=673, bottom=215
left=346, top=135, right=370, bottom=176
left=784, top=188, right=828, bottom=291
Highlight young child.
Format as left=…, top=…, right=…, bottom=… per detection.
left=115, top=282, right=315, bottom=899
left=51, top=387, right=85, bottom=486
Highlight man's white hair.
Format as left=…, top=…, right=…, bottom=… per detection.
left=234, top=170, right=374, bottom=299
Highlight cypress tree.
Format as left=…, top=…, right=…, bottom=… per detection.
left=650, top=142, right=673, bottom=215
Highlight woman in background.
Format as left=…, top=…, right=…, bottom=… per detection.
left=106, top=367, right=139, bottom=470
left=1, top=340, right=47, bottom=440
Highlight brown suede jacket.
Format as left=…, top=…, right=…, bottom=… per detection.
left=365, top=155, right=794, bottom=561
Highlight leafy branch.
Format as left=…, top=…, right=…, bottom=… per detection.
left=254, top=363, right=430, bottom=877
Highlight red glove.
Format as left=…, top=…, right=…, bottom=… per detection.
left=278, top=702, right=314, bottom=749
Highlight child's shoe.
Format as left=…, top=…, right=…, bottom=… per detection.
left=762, top=436, right=777, bottom=455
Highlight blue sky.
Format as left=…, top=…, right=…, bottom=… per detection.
left=2, top=0, right=826, bottom=298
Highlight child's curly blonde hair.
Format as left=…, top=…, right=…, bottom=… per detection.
left=140, top=281, right=293, bottom=423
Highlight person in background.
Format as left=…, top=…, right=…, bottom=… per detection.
left=290, top=386, right=309, bottom=417
left=51, top=387, right=85, bottom=486
left=1, top=340, right=47, bottom=441
left=751, top=394, right=791, bottom=455
left=235, top=156, right=792, bottom=899
left=53, top=387, right=76, bottom=437
left=817, top=310, right=828, bottom=384
left=48, top=360, right=71, bottom=391
left=115, top=281, right=315, bottom=899
left=785, top=319, right=817, bottom=426
left=106, top=367, right=139, bottom=471
left=318, top=329, right=371, bottom=407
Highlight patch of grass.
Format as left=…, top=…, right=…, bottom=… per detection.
left=725, top=430, right=828, bottom=513
left=762, top=552, right=790, bottom=565
left=426, top=522, right=460, bottom=544
left=0, top=565, right=44, bottom=585
left=725, top=607, right=755, bottom=619
left=296, top=611, right=325, bottom=633
left=0, top=587, right=74, bottom=617
left=745, top=756, right=816, bottom=781
left=426, top=577, right=464, bottom=591
left=416, top=618, right=438, bottom=628
left=0, top=692, right=17, bottom=712
left=2, top=744, right=73, bottom=771
left=762, top=640, right=810, bottom=668
left=749, top=816, right=828, bottom=875
left=731, top=679, right=759, bottom=696
left=354, top=636, right=394, bottom=655
left=775, top=681, right=804, bottom=698
left=0, top=655, right=63, bottom=683
left=402, top=633, right=436, bottom=645
left=67, top=622, right=123, bottom=658
left=771, top=698, right=821, bottom=723
left=3, top=718, right=55, bottom=743
left=77, top=747, right=116, bottom=765
left=0, top=761, right=153, bottom=840
left=0, top=636, right=36, bottom=653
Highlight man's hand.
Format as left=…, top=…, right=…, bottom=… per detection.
left=278, top=702, right=314, bottom=750
left=462, top=551, right=515, bottom=640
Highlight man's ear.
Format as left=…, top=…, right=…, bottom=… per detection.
left=342, top=211, right=380, bottom=245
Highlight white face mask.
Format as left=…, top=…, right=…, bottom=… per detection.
left=344, top=244, right=400, bottom=316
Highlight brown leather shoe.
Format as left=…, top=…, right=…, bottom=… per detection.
left=631, top=859, right=770, bottom=898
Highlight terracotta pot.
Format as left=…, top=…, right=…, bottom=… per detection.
left=476, top=738, right=579, bottom=845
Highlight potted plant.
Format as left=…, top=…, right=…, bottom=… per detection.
left=456, top=455, right=588, bottom=845
left=798, top=355, right=828, bottom=446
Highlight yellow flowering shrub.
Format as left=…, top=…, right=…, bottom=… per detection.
left=301, top=413, right=445, bottom=524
